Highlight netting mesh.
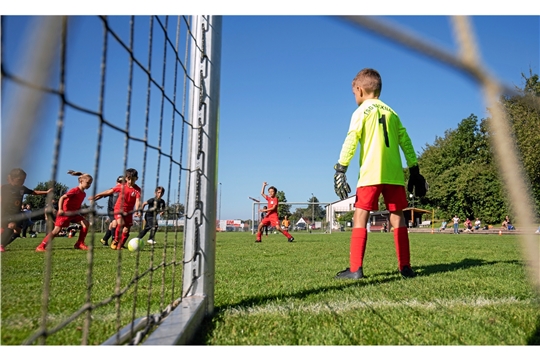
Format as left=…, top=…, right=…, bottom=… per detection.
left=1, top=15, right=218, bottom=345
left=1, top=15, right=538, bottom=345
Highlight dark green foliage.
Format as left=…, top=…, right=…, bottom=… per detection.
left=23, top=181, right=68, bottom=220
left=276, top=190, right=291, bottom=219
left=416, top=71, right=540, bottom=223
left=499, top=70, right=540, bottom=218
left=417, top=115, right=506, bottom=222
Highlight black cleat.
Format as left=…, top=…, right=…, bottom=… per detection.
left=400, top=266, right=417, bottom=278
left=288, top=237, right=294, bottom=242
left=100, top=238, right=108, bottom=246
left=255, top=239, right=261, bottom=243
left=335, top=267, right=364, bottom=280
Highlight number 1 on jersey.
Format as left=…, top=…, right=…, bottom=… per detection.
left=378, top=114, right=390, bottom=147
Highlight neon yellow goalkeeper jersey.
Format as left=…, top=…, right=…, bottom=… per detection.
left=338, top=98, right=418, bottom=187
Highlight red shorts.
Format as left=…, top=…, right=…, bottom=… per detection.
left=115, top=213, right=133, bottom=227
left=354, top=184, right=408, bottom=212
left=55, top=215, right=86, bottom=228
left=260, top=214, right=280, bottom=228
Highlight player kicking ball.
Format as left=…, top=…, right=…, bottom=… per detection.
left=255, top=182, right=294, bottom=243
left=333, top=68, right=428, bottom=280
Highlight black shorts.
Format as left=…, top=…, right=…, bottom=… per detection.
left=1, top=212, right=25, bottom=229
left=144, top=216, right=157, bottom=227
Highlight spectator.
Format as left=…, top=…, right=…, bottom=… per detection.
left=474, top=218, right=481, bottom=231
left=505, top=216, right=515, bottom=230
left=452, top=215, right=460, bottom=234
left=501, top=216, right=515, bottom=230
left=463, top=218, right=473, bottom=232
left=281, top=215, right=290, bottom=231
left=439, top=220, right=447, bottom=232
left=21, top=203, right=37, bottom=238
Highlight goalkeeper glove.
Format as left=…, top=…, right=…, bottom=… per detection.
left=407, top=165, right=428, bottom=197
left=334, top=163, right=351, bottom=200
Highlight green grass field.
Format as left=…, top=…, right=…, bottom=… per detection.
left=1, top=230, right=539, bottom=345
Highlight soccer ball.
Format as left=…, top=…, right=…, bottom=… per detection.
left=127, top=237, right=144, bottom=252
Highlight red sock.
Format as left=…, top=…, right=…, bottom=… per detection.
left=394, top=226, right=411, bottom=270
left=40, top=234, right=52, bottom=247
left=119, top=231, right=128, bottom=248
left=256, top=231, right=262, bottom=241
left=282, top=230, right=292, bottom=238
left=115, top=227, right=122, bottom=243
left=350, top=227, right=368, bottom=272
left=75, top=227, right=88, bottom=246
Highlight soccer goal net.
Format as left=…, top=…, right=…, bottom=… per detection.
left=1, top=15, right=221, bottom=345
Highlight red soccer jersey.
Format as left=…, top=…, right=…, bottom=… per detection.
left=62, top=187, right=86, bottom=212
left=113, top=183, right=141, bottom=213
left=264, top=195, right=278, bottom=216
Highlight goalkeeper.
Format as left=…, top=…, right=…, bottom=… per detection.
left=333, top=68, right=427, bottom=280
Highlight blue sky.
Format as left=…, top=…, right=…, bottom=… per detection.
left=1, top=6, right=539, bottom=222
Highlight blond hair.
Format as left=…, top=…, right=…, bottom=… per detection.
left=67, top=170, right=93, bottom=182
left=352, top=68, right=382, bottom=97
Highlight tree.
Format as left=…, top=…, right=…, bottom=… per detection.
left=164, top=203, right=185, bottom=219
left=416, top=115, right=506, bottom=223
left=498, top=70, right=540, bottom=217
left=338, top=210, right=354, bottom=224
left=307, top=194, right=325, bottom=222
left=24, top=181, right=69, bottom=220
left=276, top=190, right=291, bottom=219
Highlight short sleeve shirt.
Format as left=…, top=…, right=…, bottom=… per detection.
left=264, top=195, right=278, bottom=216
left=145, top=197, right=166, bottom=218
left=1, top=184, right=33, bottom=216
left=113, top=183, right=141, bottom=213
left=107, top=192, right=119, bottom=214
left=62, top=187, right=87, bottom=212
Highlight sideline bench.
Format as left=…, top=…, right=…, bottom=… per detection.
left=418, top=220, right=432, bottom=228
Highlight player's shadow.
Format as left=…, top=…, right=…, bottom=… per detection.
left=528, top=316, right=540, bottom=345
left=192, top=257, right=527, bottom=344
left=402, top=258, right=522, bottom=277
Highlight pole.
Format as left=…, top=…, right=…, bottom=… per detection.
left=311, top=193, right=314, bottom=228
left=219, top=183, right=222, bottom=222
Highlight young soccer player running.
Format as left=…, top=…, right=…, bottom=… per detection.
left=89, top=168, right=141, bottom=250
left=137, top=186, right=166, bottom=245
left=1, top=168, right=52, bottom=252
left=36, top=170, right=93, bottom=252
left=99, top=175, right=123, bottom=246
left=256, top=182, right=294, bottom=243
left=333, top=68, right=428, bottom=279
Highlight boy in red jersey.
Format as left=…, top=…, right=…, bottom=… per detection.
left=1, top=168, right=52, bottom=252
left=89, top=168, right=141, bottom=250
left=255, top=182, right=294, bottom=243
left=36, top=170, right=93, bottom=252
left=333, top=68, right=428, bottom=279
left=99, top=175, right=123, bottom=246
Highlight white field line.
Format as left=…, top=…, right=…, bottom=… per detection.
left=223, top=297, right=535, bottom=316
